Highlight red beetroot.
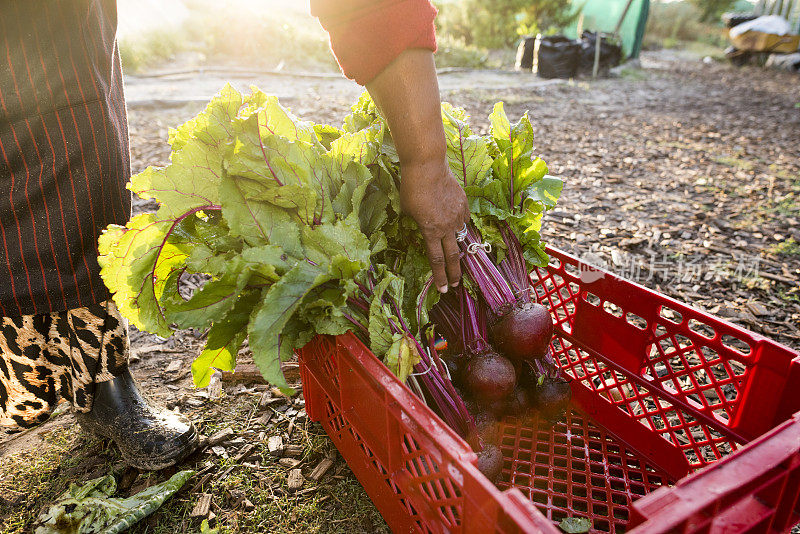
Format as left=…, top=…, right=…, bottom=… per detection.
left=506, top=386, right=532, bottom=415
left=476, top=443, right=504, bottom=482
left=484, top=397, right=509, bottom=417
left=463, top=351, right=516, bottom=403
left=490, top=302, right=553, bottom=361
left=469, top=407, right=500, bottom=444
left=534, top=377, right=572, bottom=422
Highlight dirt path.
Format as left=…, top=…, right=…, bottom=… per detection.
left=2, top=51, right=798, bottom=533
left=122, top=66, right=562, bottom=108
left=489, top=52, right=800, bottom=346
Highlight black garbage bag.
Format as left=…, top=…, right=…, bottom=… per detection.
left=533, top=35, right=581, bottom=78
left=515, top=36, right=537, bottom=71
left=578, top=31, right=623, bottom=75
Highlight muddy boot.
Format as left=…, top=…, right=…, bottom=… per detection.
left=76, top=369, right=199, bottom=471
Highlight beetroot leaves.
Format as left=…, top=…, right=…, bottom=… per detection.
left=344, top=268, right=477, bottom=444
left=99, top=87, right=565, bottom=487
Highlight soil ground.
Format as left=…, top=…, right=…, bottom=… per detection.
left=2, top=51, right=799, bottom=533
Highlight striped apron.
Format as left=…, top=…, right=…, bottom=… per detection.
left=0, top=0, right=132, bottom=317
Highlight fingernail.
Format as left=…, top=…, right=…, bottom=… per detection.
left=438, top=285, right=448, bottom=294
left=450, top=280, right=459, bottom=288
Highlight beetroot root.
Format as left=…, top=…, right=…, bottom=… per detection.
left=463, top=351, right=516, bottom=403
left=490, top=302, right=553, bottom=361
left=506, top=386, right=532, bottom=415
left=469, top=407, right=500, bottom=444
left=534, top=377, right=572, bottom=422
left=476, top=443, right=504, bottom=482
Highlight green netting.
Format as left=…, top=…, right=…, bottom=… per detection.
left=564, top=0, right=651, bottom=58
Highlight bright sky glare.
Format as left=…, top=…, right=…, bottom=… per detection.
left=117, top=0, right=314, bottom=40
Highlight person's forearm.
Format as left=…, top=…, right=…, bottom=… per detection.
left=366, top=48, right=445, bottom=167
left=365, top=48, right=469, bottom=293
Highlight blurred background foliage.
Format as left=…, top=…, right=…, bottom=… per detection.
left=117, top=0, right=749, bottom=73
left=118, top=0, right=336, bottom=73
left=689, top=0, right=739, bottom=22
left=432, top=0, right=579, bottom=49
left=644, top=0, right=735, bottom=53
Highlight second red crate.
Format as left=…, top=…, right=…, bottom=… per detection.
left=299, top=246, right=800, bottom=533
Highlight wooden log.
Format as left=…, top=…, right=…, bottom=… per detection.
left=190, top=494, right=212, bottom=518
left=309, top=458, right=334, bottom=481
left=287, top=469, right=304, bottom=490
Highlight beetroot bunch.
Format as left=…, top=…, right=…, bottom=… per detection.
left=425, top=225, right=570, bottom=481
left=322, top=96, right=569, bottom=482
left=103, top=86, right=568, bottom=486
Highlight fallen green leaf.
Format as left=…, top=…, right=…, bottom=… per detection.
left=200, top=519, right=220, bottom=534
left=34, top=470, right=195, bottom=534
left=559, top=516, right=592, bottom=533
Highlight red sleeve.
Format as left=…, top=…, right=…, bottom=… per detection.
left=311, top=0, right=438, bottom=86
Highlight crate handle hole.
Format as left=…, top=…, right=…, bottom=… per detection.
left=625, top=312, right=648, bottom=330
left=659, top=305, right=684, bottom=324
left=603, top=301, right=623, bottom=318
left=688, top=319, right=716, bottom=340
left=584, top=292, right=601, bottom=307
left=721, top=335, right=752, bottom=356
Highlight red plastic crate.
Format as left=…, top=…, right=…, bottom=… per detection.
left=298, top=246, right=800, bottom=533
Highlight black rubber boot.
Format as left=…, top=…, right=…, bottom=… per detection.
left=76, top=369, right=199, bottom=471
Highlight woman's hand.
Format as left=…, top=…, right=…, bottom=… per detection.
left=399, top=157, right=469, bottom=292
left=367, top=48, right=469, bottom=292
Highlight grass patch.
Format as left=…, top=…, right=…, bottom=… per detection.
left=1, top=388, right=384, bottom=533
left=681, top=40, right=728, bottom=59
left=770, top=195, right=800, bottom=216
left=618, top=67, right=649, bottom=81
left=434, top=36, right=490, bottom=69
left=778, top=285, right=800, bottom=303
left=125, top=394, right=386, bottom=534
left=769, top=238, right=800, bottom=257
left=0, top=425, right=115, bottom=533
left=119, top=27, right=190, bottom=73
left=126, top=416, right=387, bottom=534
left=766, top=178, right=800, bottom=216
left=658, top=140, right=694, bottom=150
left=713, top=154, right=755, bottom=171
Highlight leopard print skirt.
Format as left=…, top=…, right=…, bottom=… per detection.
left=0, top=300, right=128, bottom=429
